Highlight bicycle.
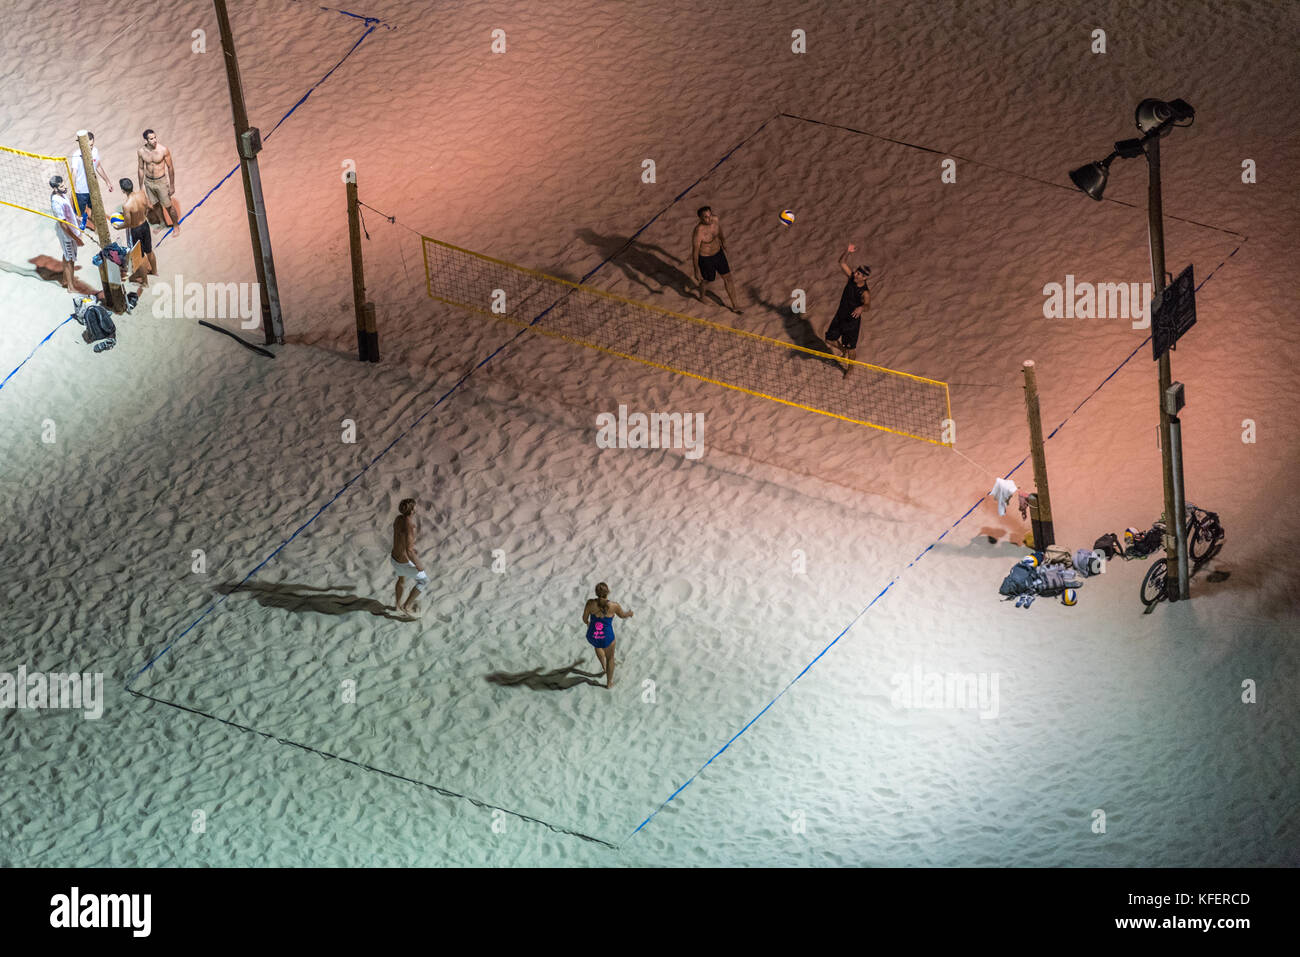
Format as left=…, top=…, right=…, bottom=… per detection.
left=1185, top=504, right=1225, bottom=563
left=1141, top=556, right=1171, bottom=606
left=1139, top=504, right=1224, bottom=607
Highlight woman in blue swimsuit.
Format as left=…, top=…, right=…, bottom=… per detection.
left=583, top=582, right=633, bottom=690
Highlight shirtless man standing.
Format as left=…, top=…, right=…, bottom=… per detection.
left=112, top=178, right=156, bottom=287
left=137, top=129, right=180, bottom=233
left=390, top=498, right=428, bottom=617
left=690, top=206, right=742, bottom=313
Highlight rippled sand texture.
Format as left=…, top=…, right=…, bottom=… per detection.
left=1, top=0, right=1297, bottom=866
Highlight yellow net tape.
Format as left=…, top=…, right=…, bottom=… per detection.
left=422, top=235, right=952, bottom=445
left=0, top=145, right=81, bottom=222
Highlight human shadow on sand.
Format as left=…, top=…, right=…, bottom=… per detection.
left=485, top=658, right=606, bottom=691
left=0, top=255, right=99, bottom=294
left=219, top=581, right=411, bottom=621
left=572, top=228, right=697, bottom=300
left=746, top=283, right=849, bottom=373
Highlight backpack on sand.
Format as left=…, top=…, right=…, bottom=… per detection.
left=72, top=296, right=116, bottom=352
left=999, top=562, right=1036, bottom=597
left=1093, top=532, right=1122, bottom=560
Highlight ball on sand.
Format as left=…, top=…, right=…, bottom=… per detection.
left=779, top=209, right=795, bottom=226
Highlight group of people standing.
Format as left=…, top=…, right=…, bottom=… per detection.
left=49, top=129, right=181, bottom=293
left=390, top=499, right=633, bottom=690
left=690, top=206, right=872, bottom=372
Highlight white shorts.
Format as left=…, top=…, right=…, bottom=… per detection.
left=390, top=557, right=428, bottom=586
left=58, top=233, right=78, bottom=263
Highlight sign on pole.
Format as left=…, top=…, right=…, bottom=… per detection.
left=1152, top=263, right=1196, bottom=360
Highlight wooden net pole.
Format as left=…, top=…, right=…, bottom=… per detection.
left=1022, top=360, right=1055, bottom=548
left=76, top=131, right=125, bottom=313
left=345, top=170, right=372, bottom=360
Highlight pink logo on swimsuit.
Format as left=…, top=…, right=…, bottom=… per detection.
left=592, top=623, right=605, bottom=638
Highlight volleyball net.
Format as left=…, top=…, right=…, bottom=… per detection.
left=0, top=145, right=80, bottom=222
left=422, top=236, right=952, bottom=446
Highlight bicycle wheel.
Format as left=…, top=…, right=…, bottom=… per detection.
left=1141, top=557, right=1170, bottom=606
left=1189, top=518, right=1224, bottom=563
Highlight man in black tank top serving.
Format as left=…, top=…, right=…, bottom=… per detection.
left=823, top=243, right=870, bottom=372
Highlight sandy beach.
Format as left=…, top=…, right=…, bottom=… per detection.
left=0, top=0, right=1296, bottom=867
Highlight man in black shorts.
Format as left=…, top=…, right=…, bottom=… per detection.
left=690, top=206, right=742, bottom=313
left=112, top=178, right=156, bottom=288
left=824, top=243, right=870, bottom=372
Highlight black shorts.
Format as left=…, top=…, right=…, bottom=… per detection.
left=825, top=311, right=862, bottom=350
left=128, top=222, right=152, bottom=256
left=698, top=250, right=730, bottom=282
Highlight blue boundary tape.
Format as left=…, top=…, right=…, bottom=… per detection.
left=625, top=256, right=1241, bottom=840
left=302, top=2, right=394, bottom=28
left=0, top=6, right=381, bottom=401
left=0, top=316, right=75, bottom=395
left=154, top=20, right=380, bottom=246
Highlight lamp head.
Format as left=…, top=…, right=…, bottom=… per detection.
left=1136, top=98, right=1194, bottom=136
left=1135, top=98, right=1173, bottom=135
left=1069, top=158, right=1112, bottom=200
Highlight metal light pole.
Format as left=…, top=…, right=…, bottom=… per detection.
left=1143, top=134, right=1186, bottom=599
left=213, top=0, right=284, bottom=345
left=1069, top=98, right=1196, bottom=600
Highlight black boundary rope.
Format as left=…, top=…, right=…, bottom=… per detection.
left=781, top=112, right=1248, bottom=238
left=197, top=320, right=276, bottom=358
left=124, top=684, right=618, bottom=849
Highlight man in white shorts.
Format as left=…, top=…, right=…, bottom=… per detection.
left=390, top=498, right=427, bottom=618
left=69, top=131, right=112, bottom=229
left=49, top=175, right=84, bottom=291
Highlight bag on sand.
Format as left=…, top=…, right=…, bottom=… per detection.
left=72, top=296, right=116, bottom=352
left=1074, top=548, right=1103, bottom=577
left=1034, top=566, right=1083, bottom=596
left=1042, top=545, right=1072, bottom=567
left=1093, top=532, right=1122, bottom=560
left=999, top=563, right=1036, bottom=597
left=1124, top=523, right=1165, bottom=558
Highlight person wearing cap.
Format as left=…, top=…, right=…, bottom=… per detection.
left=823, top=243, right=871, bottom=372
left=49, top=175, right=84, bottom=291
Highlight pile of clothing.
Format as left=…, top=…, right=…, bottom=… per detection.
left=989, top=479, right=1180, bottom=607
left=998, top=550, right=1097, bottom=609
left=69, top=287, right=139, bottom=355
left=91, top=242, right=129, bottom=271
left=71, top=295, right=117, bottom=353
